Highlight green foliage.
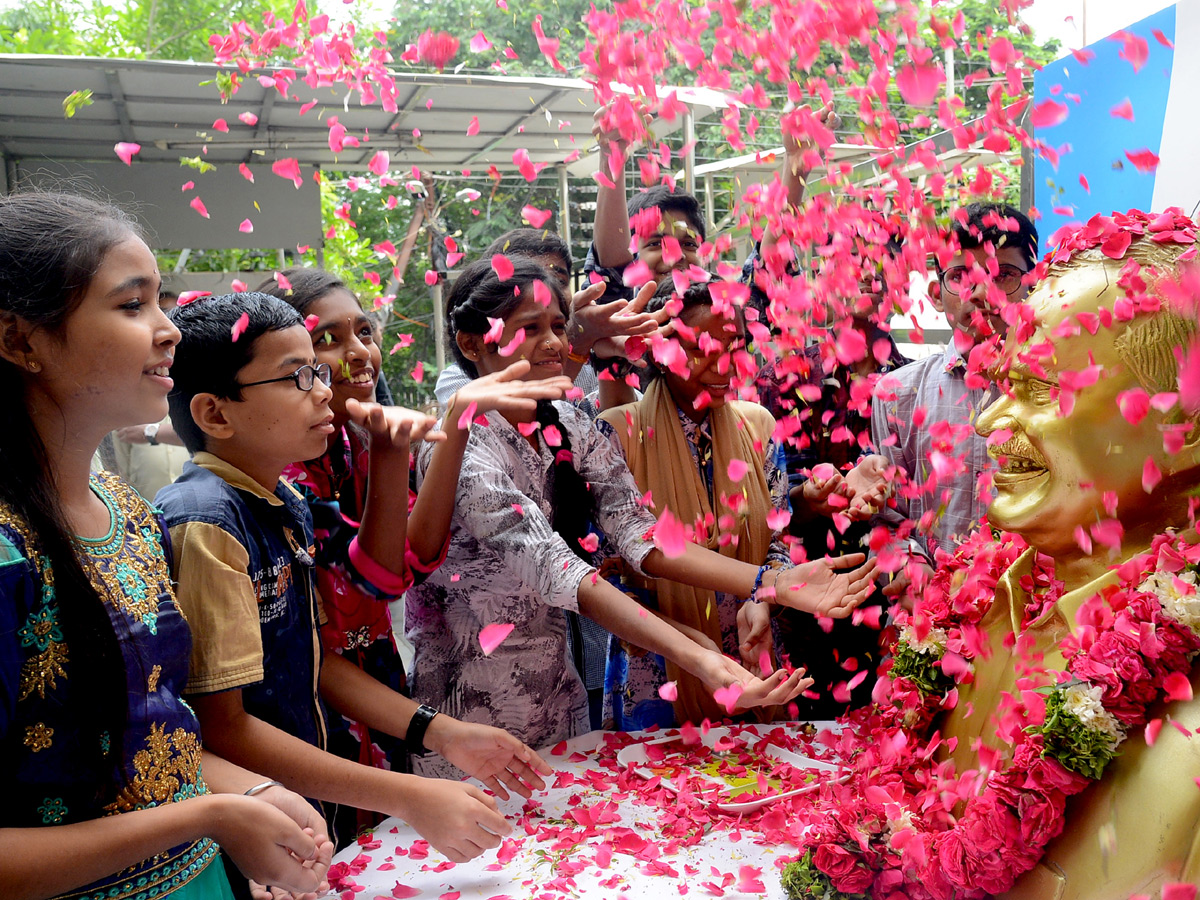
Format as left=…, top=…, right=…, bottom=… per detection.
left=1034, top=686, right=1120, bottom=781
left=890, top=642, right=956, bottom=697
left=780, top=852, right=868, bottom=900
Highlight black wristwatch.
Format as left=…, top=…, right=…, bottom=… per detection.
left=143, top=423, right=160, bottom=446
left=406, top=704, right=439, bottom=755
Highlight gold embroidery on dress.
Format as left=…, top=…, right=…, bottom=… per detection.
left=0, top=505, right=71, bottom=702
left=104, top=723, right=204, bottom=814
left=24, top=722, right=53, bottom=752
left=147, top=664, right=162, bottom=693
left=82, top=473, right=168, bottom=633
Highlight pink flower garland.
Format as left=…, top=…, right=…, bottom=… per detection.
left=789, top=528, right=1200, bottom=900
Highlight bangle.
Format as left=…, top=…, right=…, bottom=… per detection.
left=406, top=704, right=439, bottom=755
left=243, top=780, right=283, bottom=797
left=567, top=347, right=590, bottom=364
left=747, top=564, right=769, bottom=604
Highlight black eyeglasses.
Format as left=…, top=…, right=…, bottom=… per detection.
left=238, top=363, right=333, bottom=392
left=940, top=264, right=1027, bottom=297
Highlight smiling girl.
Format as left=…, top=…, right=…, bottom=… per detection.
left=405, top=258, right=845, bottom=772
left=262, top=269, right=563, bottom=809
left=0, top=192, right=331, bottom=899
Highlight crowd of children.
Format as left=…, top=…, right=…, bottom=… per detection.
left=0, top=93, right=1039, bottom=896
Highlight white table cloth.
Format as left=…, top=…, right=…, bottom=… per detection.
left=326, top=723, right=843, bottom=900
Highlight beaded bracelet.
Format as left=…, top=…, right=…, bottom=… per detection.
left=747, top=564, right=769, bottom=604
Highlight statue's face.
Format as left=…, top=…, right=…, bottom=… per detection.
left=976, top=259, right=1177, bottom=555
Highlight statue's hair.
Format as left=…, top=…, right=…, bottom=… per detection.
left=1054, top=239, right=1199, bottom=399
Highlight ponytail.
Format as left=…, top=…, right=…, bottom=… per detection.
left=535, top=400, right=596, bottom=561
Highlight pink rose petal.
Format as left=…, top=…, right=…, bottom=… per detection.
left=114, top=142, right=141, bottom=165
left=478, top=623, right=515, bottom=656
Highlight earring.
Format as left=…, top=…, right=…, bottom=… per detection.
left=26, top=360, right=41, bottom=373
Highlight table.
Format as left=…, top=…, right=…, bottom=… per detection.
left=326, top=723, right=844, bottom=900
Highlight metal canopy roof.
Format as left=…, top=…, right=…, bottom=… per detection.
left=0, top=54, right=729, bottom=176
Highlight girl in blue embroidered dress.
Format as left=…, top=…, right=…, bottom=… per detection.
left=0, top=192, right=332, bottom=900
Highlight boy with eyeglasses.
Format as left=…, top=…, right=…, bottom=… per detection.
left=870, top=203, right=1039, bottom=605
left=156, top=292, right=551, bottom=861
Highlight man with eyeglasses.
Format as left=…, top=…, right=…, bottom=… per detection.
left=870, top=202, right=1039, bottom=605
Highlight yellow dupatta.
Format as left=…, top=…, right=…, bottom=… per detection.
left=600, top=378, right=778, bottom=723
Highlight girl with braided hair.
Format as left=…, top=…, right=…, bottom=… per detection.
left=406, top=258, right=872, bottom=776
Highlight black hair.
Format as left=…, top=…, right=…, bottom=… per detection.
left=255, top=267, right=350, bottom=317
left=445, top=257, right=569, bottom=378
left=167, top=292, right=304, bottom=453
left=444, top=256, right=594, bottom=559
left=484, top=228, right=571, bottom=269
left=951, top=202, right=1039, bottom=271
left=627, top=184, right=706, bottom=242
left=645, top=277, right=743, bottom=382
left=0, top=191, right=140, bottom=803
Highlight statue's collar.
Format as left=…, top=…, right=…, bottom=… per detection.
left=997, top=546, right=1122, bottom=636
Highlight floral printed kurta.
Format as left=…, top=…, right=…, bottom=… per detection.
left=407, top=401, right=656, bottom=774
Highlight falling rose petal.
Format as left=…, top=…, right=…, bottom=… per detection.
left=532, top=280, right=553, bottom=307
left=391, top=884, right=421, bottom=898
left=176, top=290, right=211, bottom=306
left=238, top=111, right=259, bottom=127
left=239, top=219, right=254, bottom=233
left=894, top=63, right=943, bottom=106
left=212, top=118, right=229, bottom=132
left=181, top=181, right=194, bottom=192
left=653, top=509, right=687, bottom=558
left=231, top=312, right=250, bottom=342
left=239, top=163, right=255, bottom=183
left=726, top=458, right=749, bottom=482
left=713, top=683, right=744, bottom=714
left=521, top=205, right=553, bottom=228
left=765, top=508, right=790, bottom=531
left=1164, top=671, right=1194, bottom=702
left=1112, top=29, right=1150, bottom=72
left=416, top=29, right=459, bottom=71
left=1164, top=885, right=1198, bottom=900
left=457, top=401, right=479, bottom=431
left=1110, top=98, right=1135, bottom=121
left=470, top=31, right=492, bottom=52
left=272, top=157, right=304, bottom=188
left=758, top=651, right=772, bottom=677
left=736, top=865, right=766, bottom=894
left=440, top=893, right=461, bottom=900
left=492, top=253, right=514, bottom=281
left=368, top=150, right=390, bottom=176
left=230, top=280, right=247, bottom=292
left=1118, top=388, right=1150, bottom=425
left=1154, top=28, right=1175, bottom=49
left=578, top=533, right=600, bottom=553
left=1144, top=457, right=1163, bottom=493
left=410, top=361, right=425, bottom=383
left=478, top=623, right=514, bottom=656
left=484, top=317, right=505, bottom=344
left=511, top=503, right=523, bottom=516
left=303, top=314, right=320, bottom=333
left=1030, top=98, right=1069, bottom=129
left=542, top=424, right=562, bottom=447
left=114, top=142, right=141, bottom=165
left=498, top=327, right=526, bottom=357
left=1125, top=149, right=1161, bottom=174
left=1146, top=717, right=1164, bottom=747
left=466, top=116, right=480, bottom=137
left=189, top=196, right=210, bottom=218
left=424, top=270, right=438, bottom=286
left=658, top=681, right=678, bottom=701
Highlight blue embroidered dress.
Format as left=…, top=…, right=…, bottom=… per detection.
left=0, top=471, right=227, bottom=900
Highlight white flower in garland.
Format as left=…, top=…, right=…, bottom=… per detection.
left=900, top=625, right=948, bottom=656
left=1140, top=569, right=1200, bottom=635
left=1061, top=682, right=1123, bottom=747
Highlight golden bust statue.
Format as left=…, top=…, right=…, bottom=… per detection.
left=940, top=232, right=1200, bottom=900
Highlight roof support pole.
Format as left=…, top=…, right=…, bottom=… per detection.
left=703, top=173, right=715, bottom=236
left=557, top=164, right=574, bottom=278
left=682, top=108, right=696, bottom=196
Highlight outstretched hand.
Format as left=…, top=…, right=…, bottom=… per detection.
left=345, top=399, right=444, bottom=450
left=773, top=553, right=879, bottom=618
left=694, top=651, right=812, bottom=713
left=449, top=360, right=573, bottom=424
left=425, top=716, right=553, bottom=802
left=843, top=454, right=891, bottom=520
